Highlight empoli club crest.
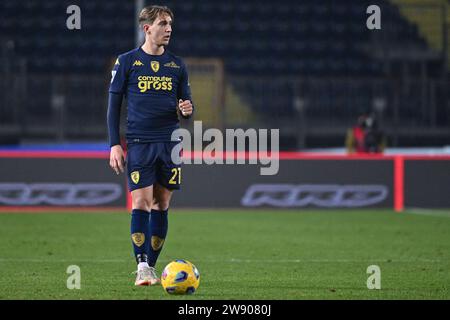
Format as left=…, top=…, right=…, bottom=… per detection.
left=131, top=171, right=140, bottom=184
left=151, top=236, right=165, bottom=251
left=151, top=61, right=160, bottom=73
left=132, top=233, right=145, bottom=247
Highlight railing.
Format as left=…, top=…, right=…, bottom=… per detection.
left=0, top=71, right=448, bottom=148
left=0, top=72, right=112, bottom=142
left=228, top=76, right=449, bottom=147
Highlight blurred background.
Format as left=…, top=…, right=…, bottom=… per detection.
left=0, top=0, right=449, bottom=151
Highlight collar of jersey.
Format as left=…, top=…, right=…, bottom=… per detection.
left=138, top=46, right=167, bottom=58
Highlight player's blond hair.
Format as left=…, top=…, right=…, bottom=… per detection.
left=139, top=5, right=174, bottom=26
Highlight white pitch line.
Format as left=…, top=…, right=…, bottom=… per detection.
left=404, top=208, right=450, bottom=218
left=0, top=258, right=128, bottom=263
left=0, top=258, right=445, bottom=263
left=230, top=258, right=445, bottom=263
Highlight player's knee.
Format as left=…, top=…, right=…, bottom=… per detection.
left=152, top=198, right=170, bottom=211
left=132, top=196, right=152, bottom=212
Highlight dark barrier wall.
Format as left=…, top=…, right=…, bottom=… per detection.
left=404, top=160, right=450, bottom=208
left=0, top=156, right=126, bottom=208
left=172, top=160, right=394, bottom=208
left=1, top=153, right=449, bottom=210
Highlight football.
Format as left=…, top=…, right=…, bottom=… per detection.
left=161, top=259, right=200, bottom=295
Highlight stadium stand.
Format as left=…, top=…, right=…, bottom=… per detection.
left=0, top=0, right=448, bottom=147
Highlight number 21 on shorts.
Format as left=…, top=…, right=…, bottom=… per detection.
left=169, top=167, right=181, bottom=185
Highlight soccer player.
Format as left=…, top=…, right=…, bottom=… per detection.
left=107, top=5, right=193, bottom=286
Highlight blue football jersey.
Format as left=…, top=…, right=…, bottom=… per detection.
left=109, top=47, right=193, bottom=142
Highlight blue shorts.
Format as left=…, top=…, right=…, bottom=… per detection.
left=126, top=141, right=182, bottom=192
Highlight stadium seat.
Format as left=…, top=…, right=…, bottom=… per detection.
left=0, top=0, right=444, bottom=132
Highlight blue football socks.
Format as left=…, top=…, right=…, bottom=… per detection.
left=148, top=209, right=168, bottom=267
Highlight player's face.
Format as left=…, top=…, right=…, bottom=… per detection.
left=147, top=14, right=172, bottom=46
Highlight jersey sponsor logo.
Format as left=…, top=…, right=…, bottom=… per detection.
left=151, top=61, right=160, bottom=73
left=131, top=171, right=140, bottom=184
left=133, top=60, right=144, bottom=66
left=151, top=236, right=165, bottom=251
left=241, top=184, right=388, bottom=208
left=132, top=233, right=145, bottom=247
left=164, top=61, right=180, bottom=68
left=137, top=76, right=173, bottom=92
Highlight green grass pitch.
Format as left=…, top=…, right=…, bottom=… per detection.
left=0, top=209, right=449, bottom=299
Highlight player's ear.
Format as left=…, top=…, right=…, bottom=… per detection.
left=143, top=24, right=151, bottom=34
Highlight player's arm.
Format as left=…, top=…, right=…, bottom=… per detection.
left=107, top=56, right=128, bottom=174
left=177, top=61, right=194, bottom=119
left=107, top=92, right=125, bottom=174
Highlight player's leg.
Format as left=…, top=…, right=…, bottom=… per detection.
left=131, top=186, right=162, bottom=285
left=147, top=183, right=173, bottom=268
left=131, top=186, right=153, bottom=267
left=148, top=142, right=181, bottom=269
left=127, top=142, right=159, bottom=285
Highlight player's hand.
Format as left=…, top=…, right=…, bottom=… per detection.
left=110, top=145, right=125, bottom=175
left=178, top=99, right=193, bottom=117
